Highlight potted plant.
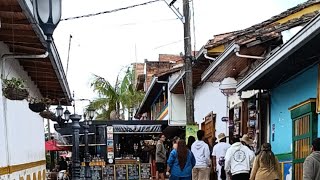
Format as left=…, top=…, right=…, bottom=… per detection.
left=40, top=109, right=56, bottom=120
left=28, top=97, right=52, bottom=113
left=2, top=77, right=29, bottom=100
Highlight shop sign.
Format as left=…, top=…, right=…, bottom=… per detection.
left=107, top=126, right=114, bottom=133
left=221, top=117, right=229, bottom=122
left=186, top=125, right=198, bottom=144
left=113, top=125, right=161, bottom=133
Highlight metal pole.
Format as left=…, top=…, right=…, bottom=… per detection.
left=83, top=123, right=91, bottom=179
left=71, top=114, right=81, bottom=180
left=183, top=0, right=194, bottom=124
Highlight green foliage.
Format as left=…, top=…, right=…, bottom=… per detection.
left=2, top=77, right=25, bottom=89
left=89, top=65, right=144, bottom=120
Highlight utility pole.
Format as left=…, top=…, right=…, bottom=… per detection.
left=165, top=0, right=194, bottom=124
left=183, top=0, right=194, bottom=125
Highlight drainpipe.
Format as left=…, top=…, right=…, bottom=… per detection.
left=0, top=52, right=48, bottom=176
left=234, top=46, right=265, bottom=60
left=203, top=49, right=216, bottom=61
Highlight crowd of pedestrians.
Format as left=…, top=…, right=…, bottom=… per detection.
left=155, top=130, right=320, bottom=180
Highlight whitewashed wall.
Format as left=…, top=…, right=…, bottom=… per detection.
left=168, top=73, right=186, bottom=126
left=0, top=42, right=46, bottom=179
left=194, top=82, right=227, bottom=137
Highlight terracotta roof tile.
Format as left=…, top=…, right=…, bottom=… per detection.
left=205, top=0, right=320, bottom=49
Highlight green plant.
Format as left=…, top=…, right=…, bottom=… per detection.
left=2, top=77, right=29, bottom=100
left=2, top=77, right=25, bottom=89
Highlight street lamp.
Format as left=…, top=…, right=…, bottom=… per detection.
left=33, top=0, right=62, bottom=44
left=83, top=107, right=95, bottom=179
left=55, top=104, right=71, bottom=127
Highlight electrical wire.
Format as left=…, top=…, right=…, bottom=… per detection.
left=61, top=0, right=162, bottom=21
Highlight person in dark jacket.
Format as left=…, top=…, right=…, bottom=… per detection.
left=303, top=138, right=320, bottom=180
left=187, top=136, right=196, bottom=150
left=58, top=157, right=68, bottom=171
left=167, top=140, right=196, bottom=180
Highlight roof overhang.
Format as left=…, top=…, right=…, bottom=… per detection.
left=0, top=0, right=71, bottom=104
left=135, top=76, right=167, bottom=118
left=201, top=42, right=239, bottom=82
left=237, top=14, right=320, bottom=92
left=169, top=48, right=213, bottom=94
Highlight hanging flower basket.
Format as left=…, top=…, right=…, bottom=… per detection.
left=29, top=102, right=46, bottom=113
left=28, top=97, right=53, bottom=113
left=2, top=77, right=29, bottom=100
left=40, top=110, right=56, bottom=120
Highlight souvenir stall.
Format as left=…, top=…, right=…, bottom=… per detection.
left=227, top=91, right=269, bottom=150
left=55, top=120, right=180, bottom=180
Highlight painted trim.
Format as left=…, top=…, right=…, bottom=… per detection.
left=169, top=71, right=185, bottom=92
left=157, top=104, right=168, bottom=120
left=0, top=160, right=46, bottom=176
left=288, top=98, right=316, bottom=111
left=276, top=153, right=292, bottom=162
left=237, top=14, right=320, bottom=92
left=275, top=4, right=320, bottom=24
left=207, top=45, right=225, bottom=54
left=201, top=42, right=239, bottom=82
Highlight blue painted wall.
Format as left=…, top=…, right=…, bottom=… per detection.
left=270, top=65, right=318, bottom=155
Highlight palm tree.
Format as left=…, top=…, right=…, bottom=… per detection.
left=89, top=66, right=144, bottom=120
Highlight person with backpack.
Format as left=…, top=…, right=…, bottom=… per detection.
left=303, top=138, right=320, bottom=180
left=212, top=133, right=231, bottom=180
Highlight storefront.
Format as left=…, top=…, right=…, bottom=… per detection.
left=55, top=120, right=183, bottom=180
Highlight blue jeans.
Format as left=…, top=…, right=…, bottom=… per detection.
left=169, top=175, right=192, bottom=180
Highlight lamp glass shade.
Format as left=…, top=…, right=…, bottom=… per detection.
left=51, top=0, right=62, bottom=25
left=33, top=0, right=61, bottom=34
left=87, top=108, right=95, bottom=120
left=64, top=109, right=71, bottom=121
left=56, top=105, right=64, bottom=117
left=34, top=0, right=50, bottom=23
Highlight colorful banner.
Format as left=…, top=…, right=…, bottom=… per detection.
left=185, top=125, right=198, bottom=144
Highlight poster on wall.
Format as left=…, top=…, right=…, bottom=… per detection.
left=185, top=125, right=198, bottom=144
left=283, top=162, right=292, bottom=180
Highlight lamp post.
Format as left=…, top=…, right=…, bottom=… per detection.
left=69, top=114, right=82, bottom=180
left=83, top=107, right=95, bottom=179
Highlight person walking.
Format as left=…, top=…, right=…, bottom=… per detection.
left=212, top=133, right=231, bottom=180
left=303, top=138, right=320, bottom=180
left=167, top=140, right=196, bottom=180
left=225, top=136, right=255, bottom=180
left=156, top=133, right=167, bottom=180
left=250, top=143, right=280, bottom=180
left=191, top=130, right=211, bottom=180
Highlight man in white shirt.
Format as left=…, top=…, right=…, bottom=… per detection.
left=212, top=133, right=231, bottom=180
left=224, top=136, right=255, bottom=180
left=191, top=130, right=211, bottom=180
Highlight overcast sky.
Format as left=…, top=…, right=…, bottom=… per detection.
left=52, top=0, right=307, bottom=116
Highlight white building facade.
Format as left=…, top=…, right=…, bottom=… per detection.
left=0, top=0, right=71, bottom=179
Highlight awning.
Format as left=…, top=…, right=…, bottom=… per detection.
left=45, top=140, right=69, bottom=151
left=237, top=14, right=320, bottom=92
